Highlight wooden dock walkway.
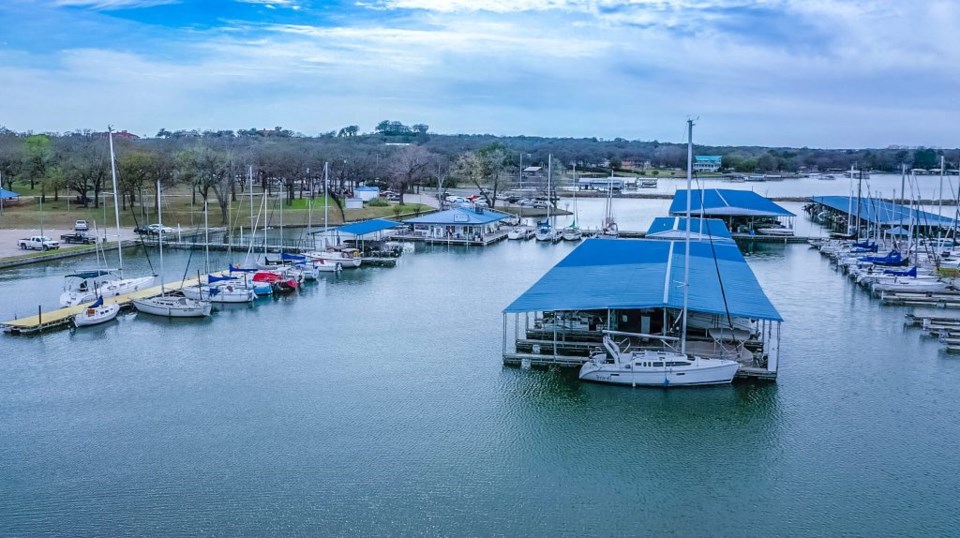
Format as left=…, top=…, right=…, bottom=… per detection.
left=2, top=275, right=204, bottom=335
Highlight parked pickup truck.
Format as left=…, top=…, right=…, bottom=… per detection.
left=17, top=235, right=60, bottom=251
left=59, top=231, right=98, bottom=245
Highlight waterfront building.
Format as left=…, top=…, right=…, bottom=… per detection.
left=668, top=188, right=795, bottom=235
left=693, top=155, right=722, bottom=173
left=401, top=207, right=511, bottom=245
left=501, top=235, right=783, bottom=381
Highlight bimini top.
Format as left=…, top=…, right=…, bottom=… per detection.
left=646, top=217, right=733, bottom=241
left=669, top=189, right=794, bottom=217
left=405, top=207, right=511, bottom=226
left=503, top=238, right=782, bottom=321
left=338, top=218, right=401, bottom=236
left=810, top=196, right=956, bottom=227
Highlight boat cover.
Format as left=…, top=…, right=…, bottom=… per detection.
left=669, top=189, right=794, bottom=217
left=810, top=196, right=956, bottom=227
left=503, top=238, right=783, bottom=321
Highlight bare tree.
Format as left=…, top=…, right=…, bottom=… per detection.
left=386, top=145, right=434, bottom=205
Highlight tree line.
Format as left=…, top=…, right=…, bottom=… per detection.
left=1, top=123, right=957, bottom=224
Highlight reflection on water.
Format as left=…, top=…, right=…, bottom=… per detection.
left=1, top=198, right=959, bottom=535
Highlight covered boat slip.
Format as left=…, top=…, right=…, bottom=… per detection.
left=807, top=196, right=957, bottom=237
left=669, top=188, right=796, bottom=236
left=501, top=237, right=783, bottom=381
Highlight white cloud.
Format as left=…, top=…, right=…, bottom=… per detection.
left=235, top=0, right=303, bottom=9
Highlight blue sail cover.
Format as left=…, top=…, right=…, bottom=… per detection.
left=281, top=252, right=306, bottom=261
left=503, top=238, right=782, bottom=321
left=670, top=189, right=794, bottom=217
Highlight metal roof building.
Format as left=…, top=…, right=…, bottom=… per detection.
left=404, top=207, right=511, bottom=226
left=337, top=218, right=401, bottom=236
left=669, top=189, right=794, bottom=218
left=503, top=238, right=782, bottom=321
left=809, top=196, right=956, bottom=227
left=646, top=217, right=733, bottom=241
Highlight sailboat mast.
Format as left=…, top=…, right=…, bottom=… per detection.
left=547, top=154, right=552, bottom=222
left=108, top=127, right=124, bottom=278
left=248, top=165, right=254, bottom=250
left=203, top=199, right=210, bottom=275
left=156, top=179, right=165, bottom=294
left=324, top=162, right=329, bottom=248
left=681, top=119, right=694, bottom=356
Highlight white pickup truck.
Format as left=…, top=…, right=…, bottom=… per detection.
left=17, top=235, right=60, bottom=251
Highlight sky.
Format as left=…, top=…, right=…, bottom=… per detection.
left=0, top=0, right=957, bottom=148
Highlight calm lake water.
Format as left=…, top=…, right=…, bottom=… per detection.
left=2, top=195, right=959, bottom=536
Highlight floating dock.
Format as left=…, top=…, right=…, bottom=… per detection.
left=2, top=275, right=205, bottom=335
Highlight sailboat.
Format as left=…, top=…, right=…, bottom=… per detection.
left=180, top=200, right=256, bottom=303
left=535, top=155, right=560, bottom=242
left=598, top=171, right=619, bottom=238
left=578, top=120, right=740, bottom=387
left=73, top=295, right=121, bottom=327
left=304, top=162, right=356, bottom=270
left=60, top=129, right=155, bottom=306
left=132, top=180, right=212, bottom=317
left=562, top=165, right=583, bottom=241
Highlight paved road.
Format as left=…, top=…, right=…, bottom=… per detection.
left=0, top=228, right=139, bottom=259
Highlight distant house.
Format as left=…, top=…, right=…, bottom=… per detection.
left=96, top=130, right=141, bottom=140
left=693, top=155, right=722, bottom=173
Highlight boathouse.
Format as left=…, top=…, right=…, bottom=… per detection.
left=807, top=196, right=956, bottom=237
left=501, top=236, right=783, bottom=381
left=693, top=156, right=722, bottom=173
left=669, top=188, right=795, bottom=235
left=645, top=216, right=734, bottom=241
left=400, top=207, right=511, bottom=245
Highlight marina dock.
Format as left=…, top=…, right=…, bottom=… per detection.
left=2, top=275, right=206, bottom=335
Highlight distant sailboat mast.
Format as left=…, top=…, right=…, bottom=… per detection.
left=107, top=126, right=124, bottom=278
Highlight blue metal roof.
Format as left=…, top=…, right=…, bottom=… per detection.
left=809, top=196, right=956, bottom=227
left=405, top=208, right=510, bottom=225
left=0, top=188, right=19, bottom=199
left=646, top=217, right=733, bottom=240
left=503, top=238, right=782, bottom=321
left=670, top=189, right=794, bottom=217
left=338, top=218, right=401, bottom=236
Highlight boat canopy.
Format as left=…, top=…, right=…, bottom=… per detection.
left=405, top=208, right=511, bottom=226
left=503, top=238, right=783, bottom=321
left=809, top=196, right=956, bottom=227
left=338, top=218, right=402, bottom=236
left=670, top=189, right=794, bottom=217
left=646, top=217, right=733, bottom=241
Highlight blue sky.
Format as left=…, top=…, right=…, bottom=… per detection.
left=0, top=0, right=957, bottom=147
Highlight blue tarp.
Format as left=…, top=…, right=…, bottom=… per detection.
left=0, top=188, right=19, bottom=199
left=646, top=217, right=733, bottom=240
left=670, top=189, right=794, bottom=217
left=405, top=208, right=510, bottom=226
left=810, top=196, right=955, bottom=227
left=338, top=218, right=401, bottom=236
left=503, top=238, right=783, bottom=321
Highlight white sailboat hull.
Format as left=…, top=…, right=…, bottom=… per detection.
left=579, top=353, right=739, bottom=386
left=96, top=276, right=157, bottom=300
left=181, top=285, right=256, bottom=303
left=304, top=251, right=361, bottom=268
left=73, top=304, right=121, bottom=327
left=133, top=296, right=212, bottom=317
